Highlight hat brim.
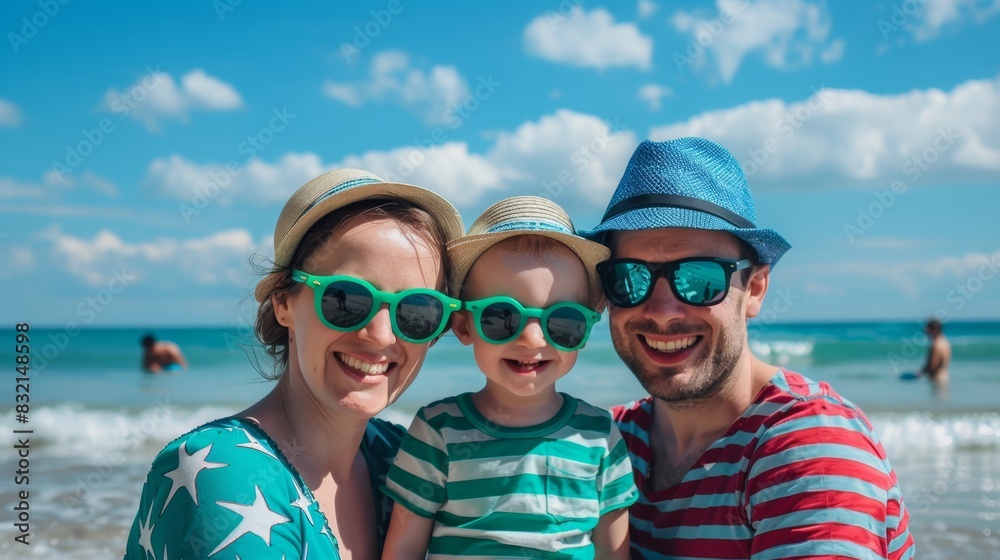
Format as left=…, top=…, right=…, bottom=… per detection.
left=448, top=231, right=611, bottom=310
left=581, top=206, right=791, bottom=267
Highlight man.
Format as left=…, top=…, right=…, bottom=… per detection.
left=584, top=138, right=914, bottom=559
left=140, top=334, right=189, bottom=373
left=919, top=318, right=951, bottom=385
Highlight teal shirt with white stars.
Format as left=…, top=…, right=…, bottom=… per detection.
left=124, top=416, right=404, bottom=559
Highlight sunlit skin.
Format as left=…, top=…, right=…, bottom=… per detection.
left=452, top=242, right=591, bottom=427
left=277, top=216, right=443, bottom=420
left=608, top=228, right=779, bottom=491
left=241, top=215, right=444, bottom=560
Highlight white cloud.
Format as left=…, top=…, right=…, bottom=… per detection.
left=323, top=51, right=471, bottom=126
left=43, top=169, right=120, bottom=196
left=338, top=143, right=506, bottom=206
left=102, top=68, right=243, bottom=131
left=40, top=226, right=262, bottom=287
left=670, top=0, right=842, bottom=83
left=180, top=69, right=243, bottom=110
left=819, top=38, right=844, bottom=62
left=80, top=171, right=120, bottom=196
left=488, top=109, right=638, bottom=206
left=638, top=84, right=673, bottom=111
left=638, top=0, right=658, bottom=19
left=524, top=7, right=653, bottom=70
left=0, top=247, right=36, bottom=278
left=805, top=250, right=1000, bottom=297
left=0, top=98, right=22, bottom=127
left=146, top=152, right=329, bottom=205
left=649, top=77, right=1000, bottom=190
left=0, top=177, right=45, bottom=199
left=902, top=0, right=1000, bottom=42
left=0, top=171, right=79, bottom=199
left=144, top=109, right=639, bottom=212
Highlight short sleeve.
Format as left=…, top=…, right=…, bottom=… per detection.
left=124, top=423, right=319, bottom=559
left=382, top=408, right=450, bottom=518
left=745, top=401, right=913, bottom=559
left=597, top=422, right=640, bottom=516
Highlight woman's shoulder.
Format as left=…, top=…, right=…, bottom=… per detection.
left=146, top=417, right=295, bottom=496
left=129, top=417, right=335, bottom=559
left=155, top=417, right=282, bottom=462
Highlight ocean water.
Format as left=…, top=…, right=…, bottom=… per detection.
left=2, top=321, right=999, bottom=558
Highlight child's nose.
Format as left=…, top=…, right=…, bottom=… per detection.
left=516, top=318, right=547, bottom=349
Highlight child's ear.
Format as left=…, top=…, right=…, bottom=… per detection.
left=451, top=312, right=474, bottom=346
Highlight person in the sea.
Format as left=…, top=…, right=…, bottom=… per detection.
left=382, top=196, right=638, bottom=559
left=124, top=169, right=464, bottom=559
left=919, top=317, right=951, bottom=385
left=583, top=137, right=916, bottom=559
left=140, top=334, right=189, bottom=373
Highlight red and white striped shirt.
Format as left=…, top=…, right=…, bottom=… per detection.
left=612, top=369, right=915, bottom=559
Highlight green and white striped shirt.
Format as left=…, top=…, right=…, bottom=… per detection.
left=384, top=392, right=638, bottom=558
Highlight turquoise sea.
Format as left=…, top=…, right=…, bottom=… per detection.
left=2, top=320, right=1000, bottom=558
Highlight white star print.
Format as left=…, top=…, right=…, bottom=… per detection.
left=210, top=485, right=291, bottom=556
left=290, top=481, right=314, bottom=526
left=236, top=428, right=277, bottom=459
left=137, top=502, right=155, bottom=560
left=160, top=441, right=228, bottom=514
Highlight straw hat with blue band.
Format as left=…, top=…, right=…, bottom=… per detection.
left=582, top=137, right=791, bottom=267
left=447, top=195, right=610, bottom=309
left=255, top=168, right=464, bottom=302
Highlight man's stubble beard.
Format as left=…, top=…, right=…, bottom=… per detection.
left=610, top=305, right=747, bottom=406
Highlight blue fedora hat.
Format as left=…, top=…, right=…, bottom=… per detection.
left=582, top=137, right=791, bottom=266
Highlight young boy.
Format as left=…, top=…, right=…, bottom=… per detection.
left=382, top=196, right=638, bottom=559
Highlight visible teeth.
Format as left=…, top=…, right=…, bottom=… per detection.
left=643, top=336, right=697, bottom=353
left=337, top=353, right=389, bottom=375
left=518, top=361, right=540, bottom=368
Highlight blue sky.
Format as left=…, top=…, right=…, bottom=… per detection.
left=1, top=0, right=998, bottom=327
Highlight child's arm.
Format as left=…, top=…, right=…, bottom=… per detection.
left=381, top=505, right=434, bottom=560
left=592, top=508, right=630, bottom=560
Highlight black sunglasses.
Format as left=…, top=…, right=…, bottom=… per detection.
left=596, top=257, right=752, bottom=308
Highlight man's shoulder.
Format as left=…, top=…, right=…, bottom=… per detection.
left=610, top=396, right=653, bottom=424
left=766, top=369, right=862, bottom=416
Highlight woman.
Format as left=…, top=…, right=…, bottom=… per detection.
left=124, top=169, right=463, bottom=559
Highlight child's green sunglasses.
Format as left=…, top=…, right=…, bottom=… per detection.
left=463, top=296, right=601, bottom=351
left=292, top=271, right=460, bottom=344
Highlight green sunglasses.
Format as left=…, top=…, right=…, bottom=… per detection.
left=463, top=296, right=601, bottom=351
left=292, top=271, right=460, bottom=344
